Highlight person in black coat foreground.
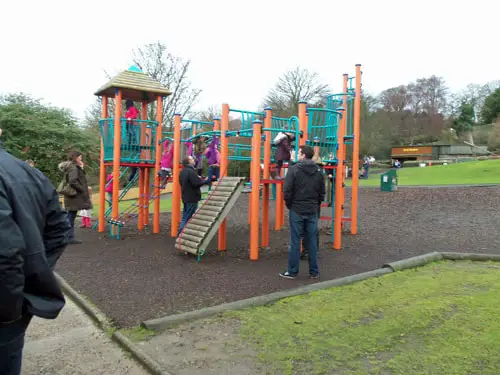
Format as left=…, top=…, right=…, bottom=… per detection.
left=0, top=128, right=71, bottom=375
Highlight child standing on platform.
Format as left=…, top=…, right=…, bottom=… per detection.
left=273, top=130, right=295, bottom=179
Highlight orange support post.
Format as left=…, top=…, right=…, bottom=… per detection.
left=333, top=75, right=348, bottom=250
left=139, top=101, right=148, bottom=229
left=218, top=107, right=228, bottom=251
left=275, top=181, right=283, bottom=231
left=250, top=120, right=262, bottom=260
left=98, top=96, right=108, bottom=232
left=171, top=114, right=182, bottom=237
left=280, top=165, right=285, bottom=228
left=351, top=64, right=362, bottom=235
left=141, top=101, right=148, bottom=161
left=144, top=168, right=150, bottom=225
left=298, top=101, right=308, bottom=146
left=138, top=167, right=145, bottom=230
left=261, top=107, right=272, bottom=247
left=153, top=96, right=163, bottom=234
left=112, top=90, right=122, bottom=233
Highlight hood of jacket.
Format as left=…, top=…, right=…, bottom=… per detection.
left=58, top=161, right=74, bottom=172
left=296, top=159, right=322, bottom=176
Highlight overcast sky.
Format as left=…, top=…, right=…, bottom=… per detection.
left=1, top=0, right=496, bottom=121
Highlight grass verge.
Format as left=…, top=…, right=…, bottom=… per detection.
left=230, top=261, right=500, bottom=374
left=348, top=159, right=500, bottom=187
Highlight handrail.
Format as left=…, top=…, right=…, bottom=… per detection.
left=177, top=161, right=231, bottom=253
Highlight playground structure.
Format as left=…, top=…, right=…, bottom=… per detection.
left=94, top=64, right=362, bottom=260
left=94, top=66, right=171, bottom=238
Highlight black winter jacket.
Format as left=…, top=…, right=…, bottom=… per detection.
left=0, top=143, right=71, bottom=323
left=179, top=164, right=207, bottom=203
left=284, top=158, right=325, bottom=216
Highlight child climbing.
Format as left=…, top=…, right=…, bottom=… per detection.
left=125, top=99, right=140, bottom=182
left=273, top=130, right=296, bottom=179
left=158, top=140, right=173, bottom=188
left=205, top=136, right=220, bottom=188
left=193, top=137, right=207, bottom=177
left=105, top=173, right=113, bottom=206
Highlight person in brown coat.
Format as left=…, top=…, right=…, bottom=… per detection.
left=58, top=151, right=92, bottom=244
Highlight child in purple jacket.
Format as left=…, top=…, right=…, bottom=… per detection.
left=205, top=136, right=220, bottom=188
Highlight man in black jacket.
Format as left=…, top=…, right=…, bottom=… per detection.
left=0, top=129, right=71, bottom=375
left=280, top=145, right=325, bottom=280
left=177, top=156, right=209, bottom=236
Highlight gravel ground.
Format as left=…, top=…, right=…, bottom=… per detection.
left=56, top=186, right=500, bottom=327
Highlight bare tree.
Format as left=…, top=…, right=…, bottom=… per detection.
left=195, top=105, right=221, bottom=122
left=133, top=42, right=202, bottom=129
left=83, top=42, right=201, bottom=132
left=263, top=67, right=330, bottom=117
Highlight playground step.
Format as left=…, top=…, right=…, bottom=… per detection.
left=175, top=176, right=246, bottom=257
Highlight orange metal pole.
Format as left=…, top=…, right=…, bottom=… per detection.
left=218, top=108, right=228, bottom=251
left=298, top=101, right=308, bottom=146
left=351, top=64, right=362, bottom=235
left=333, top=75, right=348, bottom=250
left=171, top=114, right=182, bottom=237
left=250, top=120, right=262, bottom=260
left=112, top=91, right=122, bottom=231
left=261, top=107, right=272, bottom=247
left=138, top=167, right=145, bottom=230
left=280, top=165, right=285, bottom=228
left=98, top=96, right=108, bottom=232
left=144, top=168, right=150, bottom=225
left=153, top=96, right=163, bottom=234
left=139, top=101, right=148, bottom=228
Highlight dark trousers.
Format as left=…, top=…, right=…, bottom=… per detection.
left=288, top=210, right=319, bottom=276
left=207, top=166, right=220, bottom=189
left=177, top=202, right=198, bottom=236
left=302, top=206, right=321, bottom=254
left=68, top=210, right=78, bottom=239
left=0, top=315, right=32, bottom=375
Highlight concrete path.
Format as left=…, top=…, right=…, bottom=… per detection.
left=22, top=297, right=148, bottom=375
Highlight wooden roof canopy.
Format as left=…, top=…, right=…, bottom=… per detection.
left=94, top=65, right=172, bottom=103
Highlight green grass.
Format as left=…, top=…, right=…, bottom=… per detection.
left=120, top=326, right=157, bottom=342
left=92, top=192, right=209, bottom=215
left=348, top=159, right=500, bottom=187
left=230, top=261, right=500, bottom=375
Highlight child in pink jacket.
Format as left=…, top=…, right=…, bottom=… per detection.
left=158, top=140, right=173, bottom=188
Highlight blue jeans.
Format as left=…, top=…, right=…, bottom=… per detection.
left=288, top=210, right=319, bottom=276
left=68, top=210, right=78, bottom=239
left=0, top=315, right=32, bottom=375
left=207, top=166, right=220, bottom=189
left=177, top=202, right=198, bottom=236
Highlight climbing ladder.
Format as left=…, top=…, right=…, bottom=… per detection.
left=175, top=176, right=246, bottom=259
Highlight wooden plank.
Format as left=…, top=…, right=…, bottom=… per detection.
left=174, top=243, right=198, bottom=255
left=196, top=181, right=245, bottom=255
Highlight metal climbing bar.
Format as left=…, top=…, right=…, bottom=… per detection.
left=99, top=118, right=158, bottom=164
left=229, top=109, right=264, bottom=130
left=185, top=130, right=221, bottom=142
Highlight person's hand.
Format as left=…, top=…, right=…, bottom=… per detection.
left=0, top=128, right=2, bottom=137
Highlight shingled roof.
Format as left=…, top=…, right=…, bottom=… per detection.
left=94, top=66, right=172, bottom=103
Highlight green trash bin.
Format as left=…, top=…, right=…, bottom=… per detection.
left=380, top=169, right=398, bottom=192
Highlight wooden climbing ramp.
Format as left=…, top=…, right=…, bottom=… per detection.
left=175, top=177, right=246, bottom=257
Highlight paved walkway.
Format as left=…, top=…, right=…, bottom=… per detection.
left=22, top=297, right=148, bottom=375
